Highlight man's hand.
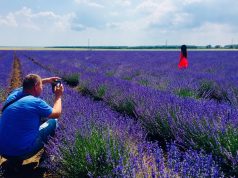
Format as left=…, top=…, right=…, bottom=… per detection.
left=42, top=77, right=61, bottom=85
left=49, top=83, right=64, bottom=118
left=54, top=83, right=64, bottom=98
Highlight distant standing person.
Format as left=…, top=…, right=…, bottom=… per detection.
left=178, top=44, right=188, bottom=69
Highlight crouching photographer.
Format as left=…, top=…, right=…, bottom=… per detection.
left=0, top=74, right=64, bottom=170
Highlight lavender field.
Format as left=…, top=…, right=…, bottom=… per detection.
left=1, top=49, right=238, bottom=177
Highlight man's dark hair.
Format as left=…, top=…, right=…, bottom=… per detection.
left=181, top=45, right=187, bottom=58
left=23, top=74, right=41, bottom=90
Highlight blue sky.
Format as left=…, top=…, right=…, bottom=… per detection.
left=0, top=0, right=237, bottom=46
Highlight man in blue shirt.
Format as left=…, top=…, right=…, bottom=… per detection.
left=0, top=74, right=64, bottom=166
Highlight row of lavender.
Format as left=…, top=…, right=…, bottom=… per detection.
left=13, top=51, right=222, bottom=177
left=21, top=50, right=238, bottom=106
left=18, top=50, right=238, bottom=175
left=0, top=51, right=14, bottom=109
left=0, top=51, right=14, bottom=176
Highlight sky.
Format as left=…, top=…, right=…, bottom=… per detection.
left=0, top=0, right=237, bottom=46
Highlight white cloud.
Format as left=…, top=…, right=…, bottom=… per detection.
left=182, top=0, right=203, bottom=5
left=183, top=22, right=235, bottom=45
left=194, top=22, right=232, bottom=32
left=74, top=0, right=105, bottom=8
left=69, top=0, right=238, bottom=46
left=133, top=1, right=184, bottom=30
left=0, top=0, right=238, bottom=46
left=0, top=13, right=17, bottom=27
left=74, top=0, right=132, bottom=7
left=136, top=0, right=177, bottom=14
left=0, top=7, right=75, bottom=31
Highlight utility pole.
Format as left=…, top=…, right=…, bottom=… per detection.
left=88, top=38, right=90, bottom=50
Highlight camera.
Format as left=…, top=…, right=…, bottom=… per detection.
left=51, top=80, right=61, bottom=93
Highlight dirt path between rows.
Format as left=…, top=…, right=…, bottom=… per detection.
left=0, top=53, right=48, bottom=178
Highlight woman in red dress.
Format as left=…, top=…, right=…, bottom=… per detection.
left=178, top=45, right=188, bottom=69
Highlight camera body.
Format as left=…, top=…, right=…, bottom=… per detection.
left=51, top=80, right=61, bottom=93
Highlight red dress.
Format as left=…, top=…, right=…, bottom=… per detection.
left=178, top=53, right=188, bottom=69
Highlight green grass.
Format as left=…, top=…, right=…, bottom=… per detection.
left=117, top=99, right=137, bottom=117
left=60, top=129, right=128, bottom=177
left=176, top=88, right=197, bottom=98
left=95, top=85, right=107, bottom=100
left=122, top=76, right=133, bottom=81
left=62, top=73, right=79, bottom=87
left=217, top=126, right=238, bottom=174
left=139, top=79, right=149, bottom=86
left=105, top=71, right=115, bottom=77
left=197, top=80, right=230, bottom=103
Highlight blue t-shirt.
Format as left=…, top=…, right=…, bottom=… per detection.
left=0, top=87, right=53, bottom=156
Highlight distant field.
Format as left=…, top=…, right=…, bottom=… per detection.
left=1, top=50, right=238, bottom=177
left=0, top=46, right=238, bottom=51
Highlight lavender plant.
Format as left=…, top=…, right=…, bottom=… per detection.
left=54, top=128, right=128, bottom=177
left=0, top=167, right=3, bottom=177
left=62, top=73, right=79, bottom=87
left=0, top=51, right=14, bottom=101
left=15, top=50, right=227, bottom=176
left=166, top=142, right=222, bottom=177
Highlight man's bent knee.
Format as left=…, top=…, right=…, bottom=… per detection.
left=39, top=119, right=58, bottom=143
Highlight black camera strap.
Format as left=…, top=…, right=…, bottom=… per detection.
left=1, top=94, right=30, bottom=113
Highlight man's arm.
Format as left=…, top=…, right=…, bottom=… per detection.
left=48, top=84, right=64, bottom=118
left=42, top=77, right=61, bottom=85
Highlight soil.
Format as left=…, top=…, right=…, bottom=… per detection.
left=0, top=150, right=48, bottom=178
